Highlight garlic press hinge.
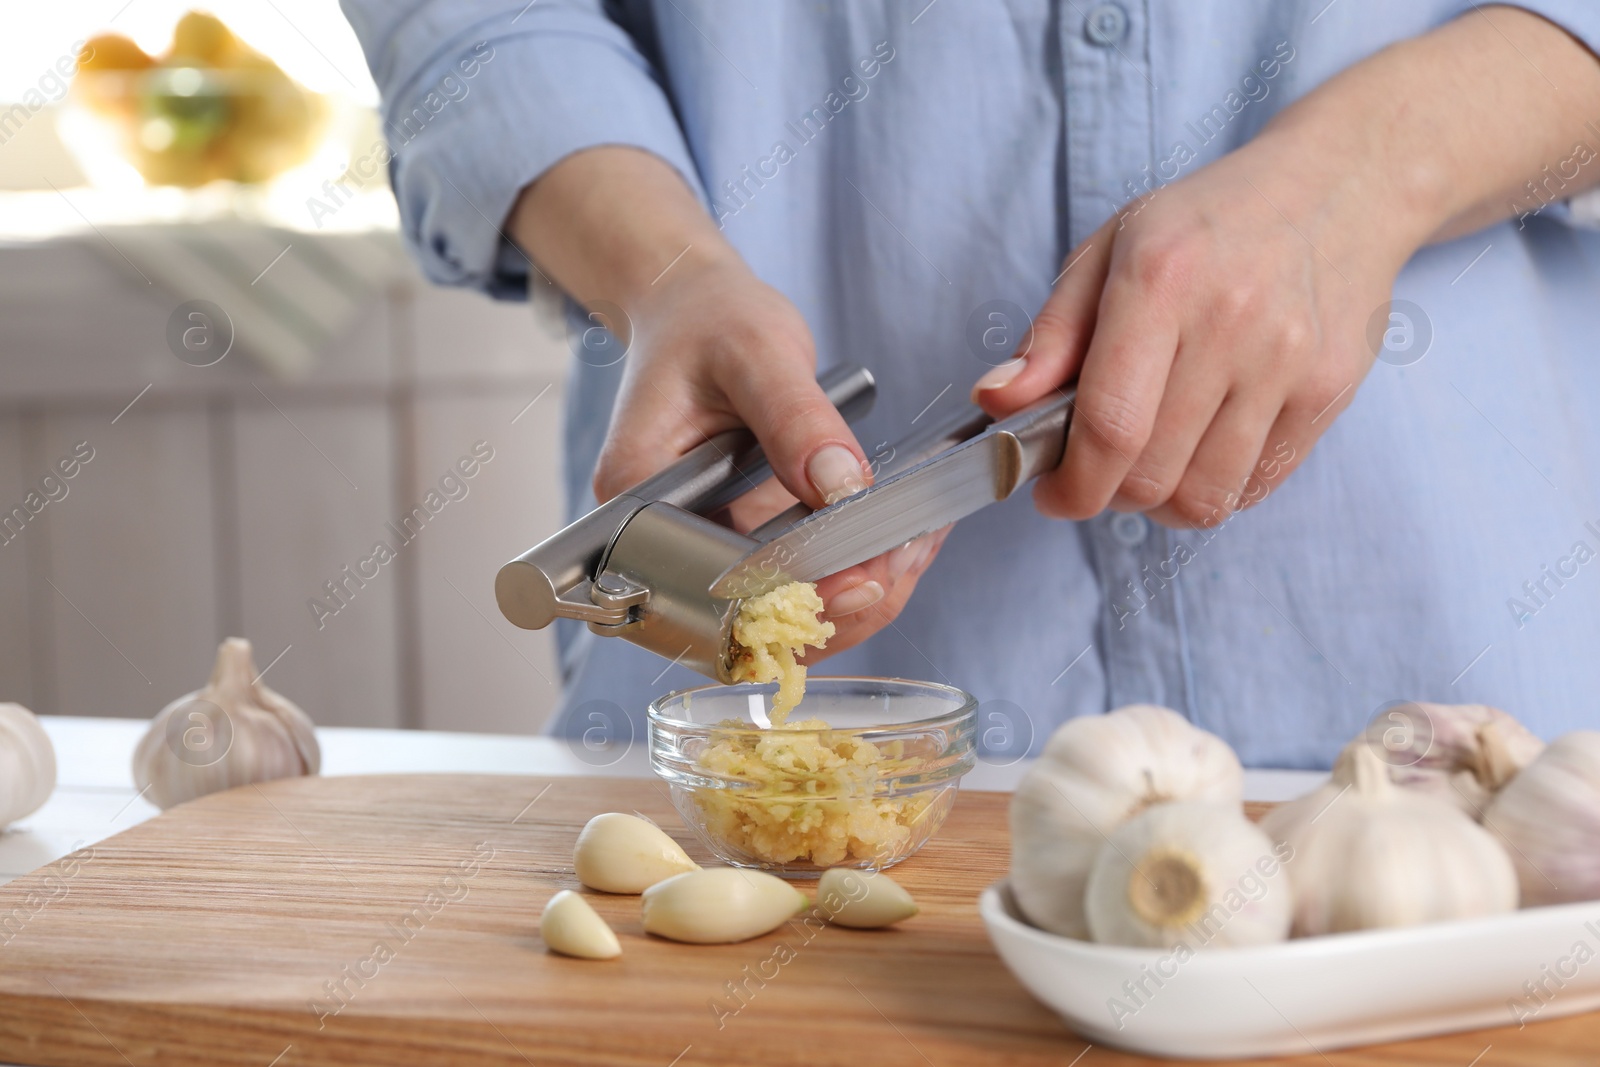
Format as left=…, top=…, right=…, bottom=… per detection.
left=495, top=364, right=877, bottom=683
left=587, top=573, right=649, bottom=635
left=537, top=576, right=644, bottom=628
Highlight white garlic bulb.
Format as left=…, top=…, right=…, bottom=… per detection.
left=133, top=638, right=320, bottom=810
left=1365, top=702, right=1544, bottom=816
left=817, top=868, right=918, bottom=929
left=641, top=868, right=808, bottom=944
left=1085, top=802, right=1292, bottom=949
left=1262, top=742, right=1518, bottom=936
left=573, top=812, right=699, bottom=894
left=1484, top=731, right=1600, bottom=907
left=0, top=704, right=56, bottom=827
left=540, top=889, right=622, bottom=959
left=1010, top=704, right=1243, bottom=938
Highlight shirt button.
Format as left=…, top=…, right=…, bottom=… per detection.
left=1110, top=512, right=1148, bottom=547
left=1084, top=2, right=1129, bottom=47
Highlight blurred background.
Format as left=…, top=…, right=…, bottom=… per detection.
left=0, top=3, right=569, bottom=733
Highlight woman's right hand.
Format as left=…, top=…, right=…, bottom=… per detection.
left=593, top=250, right=858, bottom=512
left=511, top=146, right=945, bottom=654
left=597, top=250, right=949, bottom=656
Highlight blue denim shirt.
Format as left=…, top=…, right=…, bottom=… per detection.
left=342, top=0, right=1600, bottom=767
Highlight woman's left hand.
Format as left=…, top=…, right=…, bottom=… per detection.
left=971, top=127, right=1407, bottom=529
left=973, top=5, right=1600, bottom=529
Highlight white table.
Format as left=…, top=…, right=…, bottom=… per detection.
left=0, top=716, right=1327, bottom=888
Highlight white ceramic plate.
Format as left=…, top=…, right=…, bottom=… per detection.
left=980, top=880, right=1600, bottom=1059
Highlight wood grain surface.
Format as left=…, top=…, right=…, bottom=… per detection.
left=0, top=775, right=1592, bottom=1067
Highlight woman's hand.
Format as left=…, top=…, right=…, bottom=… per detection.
left=510, top=146, right=945, bottom=658
left=598, top=248, right=948, bottom=654
left=975, top=5, right=1600, bottom=528
left=973, top=131, right=1403, bottom=528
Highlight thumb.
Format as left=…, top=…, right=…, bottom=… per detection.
left=718, top=350, right=871, bottom=510
left=973, top=225, right=1114, bottom=417
left=593, top=374, right=744, bottom=504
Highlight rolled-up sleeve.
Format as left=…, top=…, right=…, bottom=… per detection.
left=1446, top=1, right=1600, bottom=229
left=1484, top=0, right=1600, bottom=56
left=341, top=0, right=704, bottom=298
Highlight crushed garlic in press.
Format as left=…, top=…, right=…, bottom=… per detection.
left=728, top=581, right=834, bottom=725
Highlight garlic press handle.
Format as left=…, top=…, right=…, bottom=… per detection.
left=640, top=364, right=876, bottom=514
left=495, top=364, right=877, bottom=632
left=748, top=387, right=1074, bottom=544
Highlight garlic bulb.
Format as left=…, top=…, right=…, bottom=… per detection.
left=0, top=704, right=56, bottom=827
left=1365, top=702, right=1544, bottom=815
left=132, top=638, right=320, bottom=810
left=1010, top=704, right=1243, bottom=938
left=574, top=812, right=699, bottom=893
left=641, top=868, right=808, bottom=944
left=818, top=868, right=918, bottom=929
left=540, top=889, right=622, bottom=959
left=1484, top=731, right=1600, bottom=907
left=1262, top=742, right=1518, bottom=936
left=1084, top=802, right=1292, bottom=949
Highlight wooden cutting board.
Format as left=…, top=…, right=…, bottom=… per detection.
left=0, top=774, right=1592, bottom=1067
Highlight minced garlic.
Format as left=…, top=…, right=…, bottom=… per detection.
left=728, top=581, right=834, bottom=726
left=693, top=723, right=936, bottom=867
left=707, top=582, right=933, bottom=867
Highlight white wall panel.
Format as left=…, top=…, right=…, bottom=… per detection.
left=233, top=396, right=402, bottom=729
left=35, top=404, right=218, bottom=719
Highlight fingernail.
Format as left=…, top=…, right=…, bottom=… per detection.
left=972, top=357, right=1026, bottom=397
left=807, top=445, right=867, bottom=505
left=887, top=538, right=927, bottom=581
left=827, top=580, right=884, bottom=618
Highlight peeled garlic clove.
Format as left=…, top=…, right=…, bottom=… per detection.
left=641, top=868, right=808, bottom=944
left=818, top=868, right=918, bottom=928
left=1484, top=731, right=1600, bottom=906
left=132, top=638, right=320, bottom=810
left=1084, top=801, right=1291, bottom=949
left=574, top=812, right=699, bottom=894
left=540, top=889, right=622, bottom=960
left=1010, top=704, right=1244, bottom=938
left=0, top=704, right=56, bottom=827
left=1367, top=702, right=1545, bottom=816
left=1263, top=742, right=1518, bottom=936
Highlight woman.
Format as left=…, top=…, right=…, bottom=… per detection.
left=342, top=0, right=1600, bottom=767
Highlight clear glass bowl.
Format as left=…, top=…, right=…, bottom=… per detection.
left=649, top=676, right=977, bottom=877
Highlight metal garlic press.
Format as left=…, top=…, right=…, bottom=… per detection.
left=495, top=364, right=1075, bottom=683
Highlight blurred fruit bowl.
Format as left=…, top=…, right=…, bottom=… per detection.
left=67, top=67, right=327, bottom=187
left=67, top=12, right=328, bottom=187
